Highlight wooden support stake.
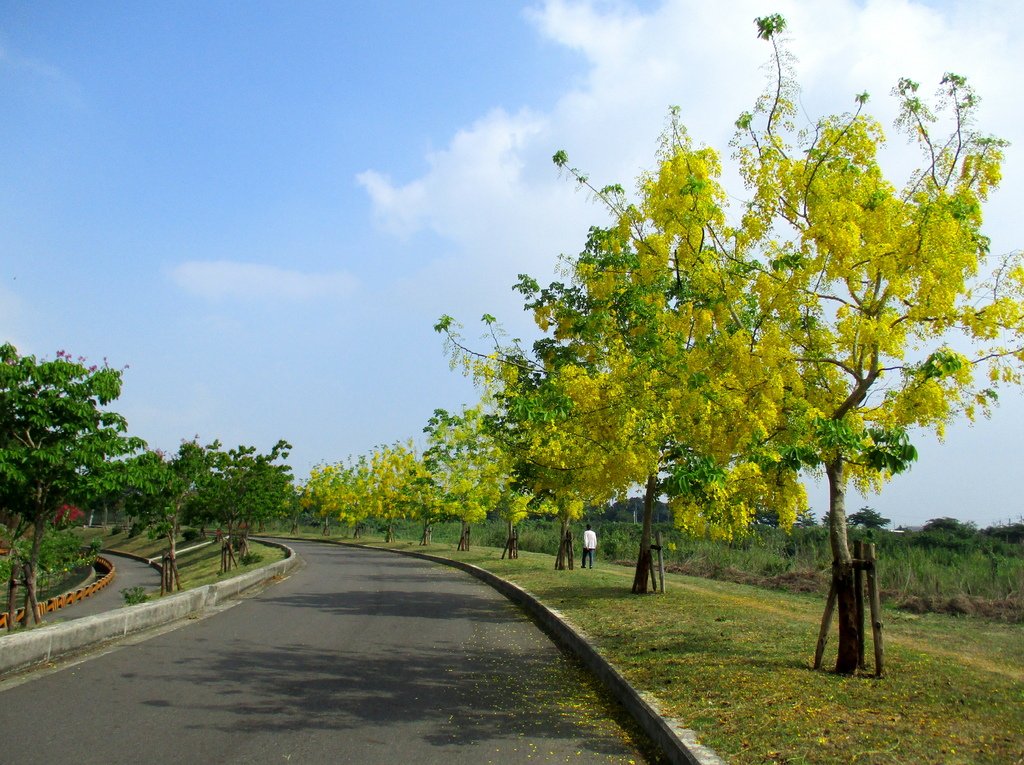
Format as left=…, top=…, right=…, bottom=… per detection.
left=854, top=541, right=866, bottom=671
left=503, top=527, right=519, bottom=560
left=655, top=530, right=666, bottom=594
left=814, top=578, right=838, bottom=670
left=7, top=572, right=18, bottom=632
left=866, top=543, right=885, bottom=676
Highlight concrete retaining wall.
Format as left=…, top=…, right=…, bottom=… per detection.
left=0, top=541, right=300, bottom=678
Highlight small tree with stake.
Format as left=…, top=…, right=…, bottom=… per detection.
left=732, top=15, right=1024, bottom=673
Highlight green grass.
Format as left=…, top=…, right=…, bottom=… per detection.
left=293, top=532, right=1023, bottom=765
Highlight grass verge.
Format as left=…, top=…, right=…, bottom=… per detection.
left=298, top=533, right=1022, bottom=765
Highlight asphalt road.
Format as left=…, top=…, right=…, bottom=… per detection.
left=0, top=539, right=657, bottom=764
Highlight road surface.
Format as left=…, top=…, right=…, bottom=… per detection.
left=0, top=539, right=658, bottom=764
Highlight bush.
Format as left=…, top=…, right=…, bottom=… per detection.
left=239, top=551, right=263, bottom=566
left=121, top=586, right=148, bottom=605
left=182, top=528, right=201, bottom=543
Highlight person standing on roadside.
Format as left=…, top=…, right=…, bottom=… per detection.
left=581, top=524, right=597, bottom=569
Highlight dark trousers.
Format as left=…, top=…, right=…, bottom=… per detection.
left=581, top=548, right=594, bottom=568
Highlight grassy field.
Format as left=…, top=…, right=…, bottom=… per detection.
left=279, top=531, right=1022, bottom=765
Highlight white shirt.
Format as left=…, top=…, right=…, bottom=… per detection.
left=583, top=529, right=597, bottom=550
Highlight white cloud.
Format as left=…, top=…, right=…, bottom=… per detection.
left=359, top=0, right=1023, bottom=268
left=0, top=43, right=84, bottom=109
left=357, top=107, right=550, bottom=243
left=169, top=261, right=358, bottom=301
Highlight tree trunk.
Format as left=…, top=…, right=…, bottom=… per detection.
left=166, top=526, right=181, bottom=594
left=221, top=538, right=236, bottom=573
left=632, top=474, right=657, bottom=594
left=457, top=521, right=470, bottom=551
left=826, top=458, right=860, bottom=674
left=25, top=515, right=46, bottom=625
left=24, top=560, right=40, bottom=625
left=421, top=521, right=432, bottom=546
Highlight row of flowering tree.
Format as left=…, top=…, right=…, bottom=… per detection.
left=301, top=405, right=567, bottom=555
left=435, top=15, right=1024, bottom=674
left=1, top=342, right=294, bottom=628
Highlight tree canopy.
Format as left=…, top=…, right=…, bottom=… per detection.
left=0, top=344, right=145, bottom=623
left=436, top=13, right=1024, bottom=671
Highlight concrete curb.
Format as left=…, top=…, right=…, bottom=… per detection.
left=360, top=543, right=727, bottom=765
left=0, top=540, right=301, bottom=678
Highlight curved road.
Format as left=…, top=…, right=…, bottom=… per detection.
left=0, top=540, right=658, bottom=764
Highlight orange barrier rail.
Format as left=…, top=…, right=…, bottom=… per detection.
left=1, top=557, right=115, bottom=630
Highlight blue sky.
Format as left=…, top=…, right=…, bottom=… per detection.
left=3, top=0, right=1022, bottom=528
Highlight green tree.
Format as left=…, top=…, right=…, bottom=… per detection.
left=189, top=439, right=292, bottom=570
left=0, top=344, right=144, bottom=626
left=847, top=507, right=890, bottom=530
left=136, top=440, right=214, bottom=592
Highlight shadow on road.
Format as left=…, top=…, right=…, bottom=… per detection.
left=138, top=610, right=660, bottom=760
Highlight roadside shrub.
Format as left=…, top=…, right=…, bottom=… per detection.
left=239, top=551, right=263, bottom=566
left=121, top=586, right=148, bottom=605
left=182, top=528, right=201, bottom=543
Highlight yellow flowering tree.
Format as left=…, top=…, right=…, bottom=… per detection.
left=727, top=14, right=1024, bottom=672
left=302, top=457, right=369, bottom=536
left=364, top=441, right=421, bottom=543
left=422, top=406, right=506, bottom=551
left=442, top=15, right=1023, bottom=674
